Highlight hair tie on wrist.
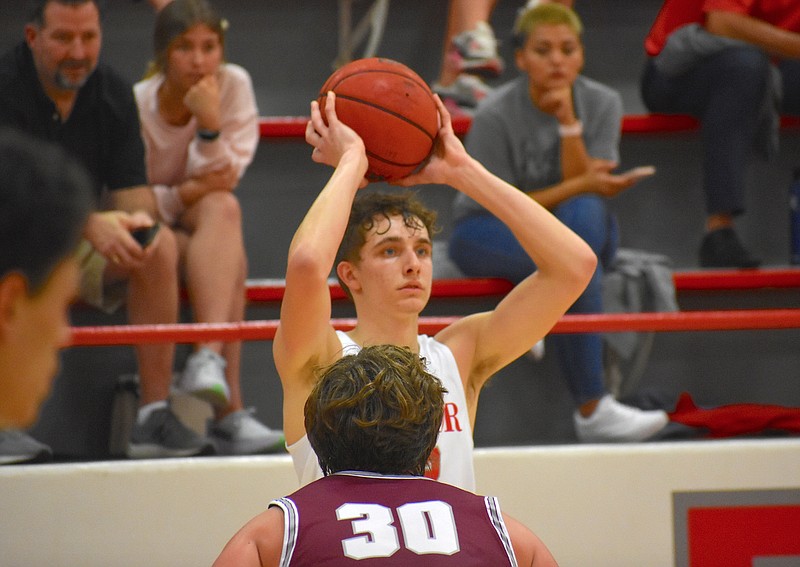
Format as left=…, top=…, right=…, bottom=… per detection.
left=197, top=128, right=220, bottom=141
left=558, top=121, right=583, bottom=138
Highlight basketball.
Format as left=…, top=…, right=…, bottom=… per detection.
left=318, top=57, right=439, bottom=181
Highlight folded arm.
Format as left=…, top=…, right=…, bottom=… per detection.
left=706, top=10, right=800, bottom=59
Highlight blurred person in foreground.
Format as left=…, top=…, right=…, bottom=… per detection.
left=0, top=128, right=92, bottom=461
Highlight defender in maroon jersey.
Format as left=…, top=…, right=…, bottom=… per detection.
left=214, top=345, right=558, bottom=566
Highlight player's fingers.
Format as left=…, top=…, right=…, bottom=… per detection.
left=305, top=118, right=320, bottom=146
left=308, top=100, right=327, bottom=135
left=432, top=94, right=452, bottom=134
left=323, top=91, right=339, bottom=124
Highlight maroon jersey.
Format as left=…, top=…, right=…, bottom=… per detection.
left=269, top=471, right=519, bottom=566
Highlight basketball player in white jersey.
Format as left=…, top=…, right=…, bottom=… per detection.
left=214, top=344, right=558, bottom=566
left=273, top=91, right=596, bottom=491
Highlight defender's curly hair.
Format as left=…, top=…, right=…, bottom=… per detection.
left=305, top=344, right=447, bottom=477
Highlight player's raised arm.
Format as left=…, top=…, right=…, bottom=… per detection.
left=273, top=92, right=369, bottom=445
left=417, top=96, right=597, bottom=390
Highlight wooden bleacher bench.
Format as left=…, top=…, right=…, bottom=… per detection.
left=259, top=113, right=800, bottom=139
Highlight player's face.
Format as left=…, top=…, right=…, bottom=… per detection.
left=165, top=24, right=223, bottom=91
left=515, top=23, right=583, bottom=91
left=25, top=1, right=102, bottom=93
left=348, top=214, right=433, bottom=313
left=0, top=257, right=78, bottom=428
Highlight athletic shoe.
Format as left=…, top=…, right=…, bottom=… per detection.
left=527, top=339, right=546, bottom=362
left=448, top=21, right=504, bottom=78
left=433, top=73, right=493, bottom=108
left=209, top=408, right=286, bottom=456
left=177, top=348, right=230, bottom=408
left=699, top=227, right=761, bottom=269
left=127, top=407, right=215, bottom=458
left=574, top=395, right=669, bottom=443
left=0, top=430, right=52, bottom=465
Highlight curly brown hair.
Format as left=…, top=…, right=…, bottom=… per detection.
left=305, top=344, right=447, bottom=476
left=335, top=191, right=439, bottom=300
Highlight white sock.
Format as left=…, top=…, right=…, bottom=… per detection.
left=137, top=400, right=168, bottom=425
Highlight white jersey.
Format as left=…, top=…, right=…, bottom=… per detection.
left=287, top=331, right=476, bottom=491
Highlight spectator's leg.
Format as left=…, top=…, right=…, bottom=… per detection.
left=547, top=196, right=609, bottom=408
left=779, top=59, right=800, bottom=115
left=448, top=214, right=534, bottom=283
left=641, top=48, right=769, bottom=267
left=699, top=47, right=769, bottom=219
left=174, top=192, right=244, bottom=407
left=127, top=225, right=179, bottom=405
left=217, top=251, right=247, bottom=417
left=181, top=191, right=244, bottom=348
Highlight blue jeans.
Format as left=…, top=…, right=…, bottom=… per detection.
left=449, top=195, right=618, bottom=406
left=641, top=46, right=794, bottom=216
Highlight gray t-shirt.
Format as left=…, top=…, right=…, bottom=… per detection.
left=453, top=74, right=623, bottom=220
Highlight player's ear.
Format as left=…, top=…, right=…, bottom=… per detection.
left=0, top=274, right=28, bottom=340
left=336, top=261, right=361, bottom=294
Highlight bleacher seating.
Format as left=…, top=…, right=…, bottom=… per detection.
left=239, top=268, right=800, bottom=305
left=259, top=113, right=800, bottom=139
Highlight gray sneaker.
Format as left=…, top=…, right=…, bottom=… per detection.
left=209, top=408, right=285, bottom=456
left=177, top=348, right=230, bottom=408
left=127, top=407, right=214, bottom=459
left=0, top=430, right=52, bottom=465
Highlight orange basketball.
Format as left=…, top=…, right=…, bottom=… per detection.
left=318, top=57, right=439, bottom=181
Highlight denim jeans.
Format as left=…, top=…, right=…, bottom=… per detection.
left=449, top=195, right=618, bottom=406
left=641, top=46, right=789, bottom=217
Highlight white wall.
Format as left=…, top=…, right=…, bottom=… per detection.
left=1, top=439, right=798, bottom=566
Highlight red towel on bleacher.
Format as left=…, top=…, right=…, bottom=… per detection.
left=668, top=392, right=800, bottom=437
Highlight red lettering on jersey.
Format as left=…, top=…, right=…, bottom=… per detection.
left=441, top=402, right=463, bottom=432
left=425, top=447, right=441, bottom=480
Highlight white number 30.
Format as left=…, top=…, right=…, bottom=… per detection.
left=337, top=500, right=460, bottom=559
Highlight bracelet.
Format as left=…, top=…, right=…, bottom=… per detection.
left=558, top=121, right=583, bottom=138
left=197, top=128, right=220, bottom=141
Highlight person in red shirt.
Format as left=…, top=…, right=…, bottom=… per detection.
left=641, top=0, right=800, bottom=268
left=213, top=344, right=559, bottom=567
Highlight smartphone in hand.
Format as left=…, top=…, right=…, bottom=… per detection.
left=131, top=223, right=160, bottom=249
left=620, top=165, right=656, bottom=181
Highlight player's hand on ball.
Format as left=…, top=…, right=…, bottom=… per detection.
left=307, top=92, right=368, bottom=182
left=393, top=95, right=469, bottom=187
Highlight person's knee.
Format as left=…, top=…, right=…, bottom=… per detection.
left=712, top=46, right=770, bottom=96
left=718, top=45, right=769, bottom=76
left=199, top=191, right=242, bottom=226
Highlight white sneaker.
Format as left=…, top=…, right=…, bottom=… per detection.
left=432, top=73, right=493, bottom=108
left=208, top=408, right=285, bottom=455
left=177, top=348, right=230, bottom=408
left=574, top=395, right=668, bottom=443
left=528, top=339, right=545, bottom=361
